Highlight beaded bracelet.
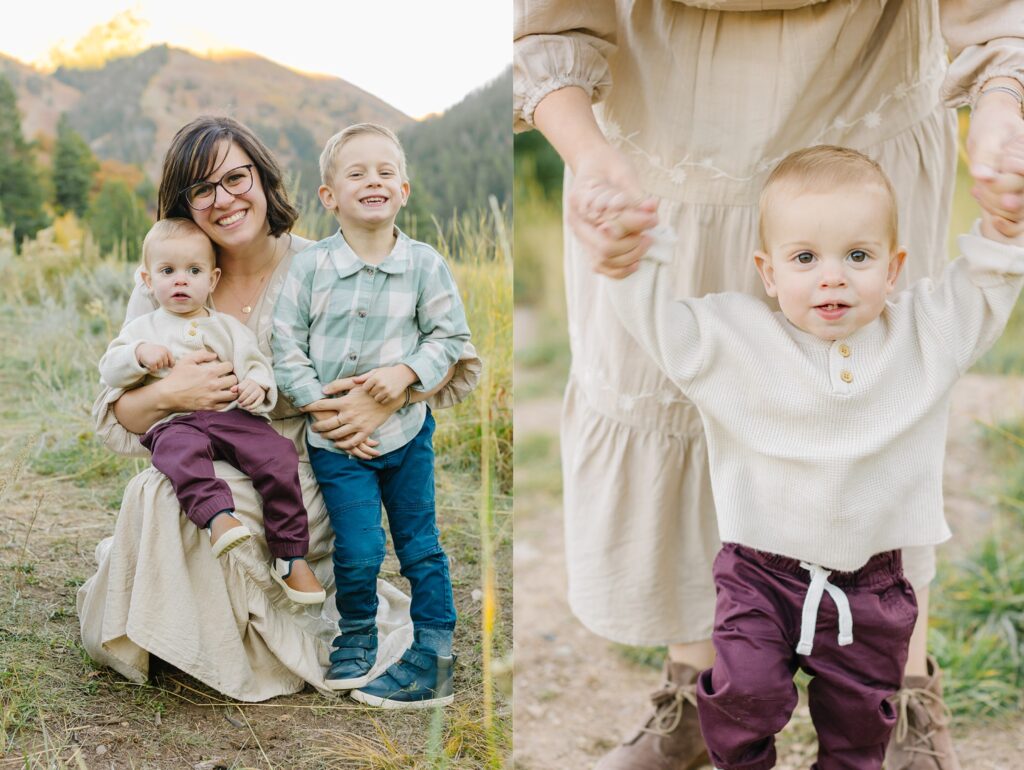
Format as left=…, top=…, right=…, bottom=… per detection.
left=975, top=85, right=1024, bottom=116
left=402, top=386, right=412, bottom=409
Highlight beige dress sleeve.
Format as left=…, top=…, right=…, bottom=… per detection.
left=941, top=0, right=1024, bottom=105
left=513, top=0, right=617, bottom=130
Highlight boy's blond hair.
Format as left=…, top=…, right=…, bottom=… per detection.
left=142, top=218, right=215, bottom=268
left=319, top=123, right=407, bottom=185
left=759, top=145, right=898, bottom=251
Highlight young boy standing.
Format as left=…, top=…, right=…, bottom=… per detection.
left=272, top=124, right=471, bottom=708
left=595, top=145, right=1024, bottom=769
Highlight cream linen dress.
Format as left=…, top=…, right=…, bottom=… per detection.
left=77, top=234, right=482, bottom=701
left=515, top=0, right=1024, bottom=646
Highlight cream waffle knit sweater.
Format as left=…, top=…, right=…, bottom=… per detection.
left=606, top=225, right=1024, bottom=570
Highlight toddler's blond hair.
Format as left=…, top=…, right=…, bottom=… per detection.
left=142, top=218, right=215, bottom=268
left=759, top=146, right=898, bottom=251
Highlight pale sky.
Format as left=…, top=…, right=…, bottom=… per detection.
left=1, top=1, right=511, bottom=118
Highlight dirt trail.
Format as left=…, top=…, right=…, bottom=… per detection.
left=513, top=309, right=1024, bottom=769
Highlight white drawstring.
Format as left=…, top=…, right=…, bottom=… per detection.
left=796, top=562, right=854, bottom=655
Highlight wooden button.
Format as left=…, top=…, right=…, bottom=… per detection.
left=838, top=343, right=850, bottom=357
left=840, top=370, right=853, bottom=383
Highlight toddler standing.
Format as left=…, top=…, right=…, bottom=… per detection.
left=598, top=146, right=1024, bottom=769
left=273, top=124, right=471, bottom=708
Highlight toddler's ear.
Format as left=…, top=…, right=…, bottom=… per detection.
left=886, top=247, right=908, bottom=291
left=753, top=251, right=778, bottom=298
left=140, top=268, right=152, bottom=289
left=400, top=180, right=411, bottom=207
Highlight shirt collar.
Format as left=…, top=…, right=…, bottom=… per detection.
left=326, top=227, right=411, bottom=279
left=778, top=312, right=887, bottom=351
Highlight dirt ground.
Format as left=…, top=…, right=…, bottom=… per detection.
left=512, top=308, right=1024, bottom=770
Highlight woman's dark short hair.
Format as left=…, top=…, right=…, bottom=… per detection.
left=157, top=116, right=298, bottom=237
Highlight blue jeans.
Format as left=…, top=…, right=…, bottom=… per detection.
left=308, top=411, right=456, bottom=634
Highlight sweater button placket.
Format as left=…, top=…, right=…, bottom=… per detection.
left=831, top=340, right=853, bottom=391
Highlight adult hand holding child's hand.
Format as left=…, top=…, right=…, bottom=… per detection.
left=968, top=79, right=1024, bottom=241
left=302, top=375, right=388, bottom=459
left=568, top=152, right=659, bottom=279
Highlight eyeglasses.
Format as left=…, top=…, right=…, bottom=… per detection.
left=181, top=164, right=255, bottom=210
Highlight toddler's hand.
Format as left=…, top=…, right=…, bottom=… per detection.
left=136, top=343, right=174, bottom=372
left=360, top=364, right=418, bottom=405
left=236, top=377, right=267, bottom=411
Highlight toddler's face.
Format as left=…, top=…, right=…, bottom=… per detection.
left=318, top=133, right=409, bottom=231
left=754, top=185, right=906, bottom=341
left=143, top=237, right=220, bottom=317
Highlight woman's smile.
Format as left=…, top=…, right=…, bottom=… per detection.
left=217, top=209, right=248, bottom=227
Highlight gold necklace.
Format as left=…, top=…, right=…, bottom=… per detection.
left=224, top=238, right=282, bottom=315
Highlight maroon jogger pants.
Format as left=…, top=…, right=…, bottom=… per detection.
left=140, top=409, right=309, bottom=558
left=696, top=543, right=918, bottom=770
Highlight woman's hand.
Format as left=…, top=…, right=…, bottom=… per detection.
left=533, top=86, right=659, bottom=279
left=967, top=78, right=1024, bottom=239
left=568, top=151, right=660, bottom=279
left=301, top=376, right=394, bottom=459
left=158, top=350, right=238, bottom=412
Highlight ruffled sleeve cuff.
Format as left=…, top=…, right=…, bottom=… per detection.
left=513, top=1, right=617, bottom=131
left=514, top=34, right=614, bottom=131
left=940, top=0, right=1024, bottom=107
left=427, top=341, right=483, bottom=410
left=91, top=384, right=150, bottom=458
left=942, top=38, right=1024, bottom=108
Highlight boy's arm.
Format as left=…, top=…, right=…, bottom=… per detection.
left=271, top=258, right=325, bottom=408
left=602, top=230, right=707, bottom=388
left=402, top=255, right=472, bottom=393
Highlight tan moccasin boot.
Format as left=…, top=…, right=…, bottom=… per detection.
left=884, top=656, right=961, bottom=770
left=595, top=660, right=710, bottom=770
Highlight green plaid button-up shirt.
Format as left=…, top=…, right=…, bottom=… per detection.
left=272, top=229, right=470, bottom=455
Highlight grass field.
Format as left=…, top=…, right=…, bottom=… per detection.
left=0, top=208, right=512, bottom=769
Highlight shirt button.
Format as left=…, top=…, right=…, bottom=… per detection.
left=365, top=267, right=375, bottom=275
left=357, top=310, right=367, bottom=318
left=840, top=370, right=853, bottom=383
left=348, top=353, right=357, bottom=361
left=188, top=329, right=197, bottom=336
left=190, top=320, right=198, bottom=327
left=838, top=343, right=851, bottom=357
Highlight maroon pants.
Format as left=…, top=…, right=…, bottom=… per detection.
left=140, top=409, right=309, bottom=558
left=696, top=543, right=917, bottom=770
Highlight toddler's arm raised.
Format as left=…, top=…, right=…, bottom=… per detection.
left=600, top=224, right=707, bottom=390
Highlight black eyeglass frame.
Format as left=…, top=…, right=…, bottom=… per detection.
left=180, top=164, right=256, bottom=211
